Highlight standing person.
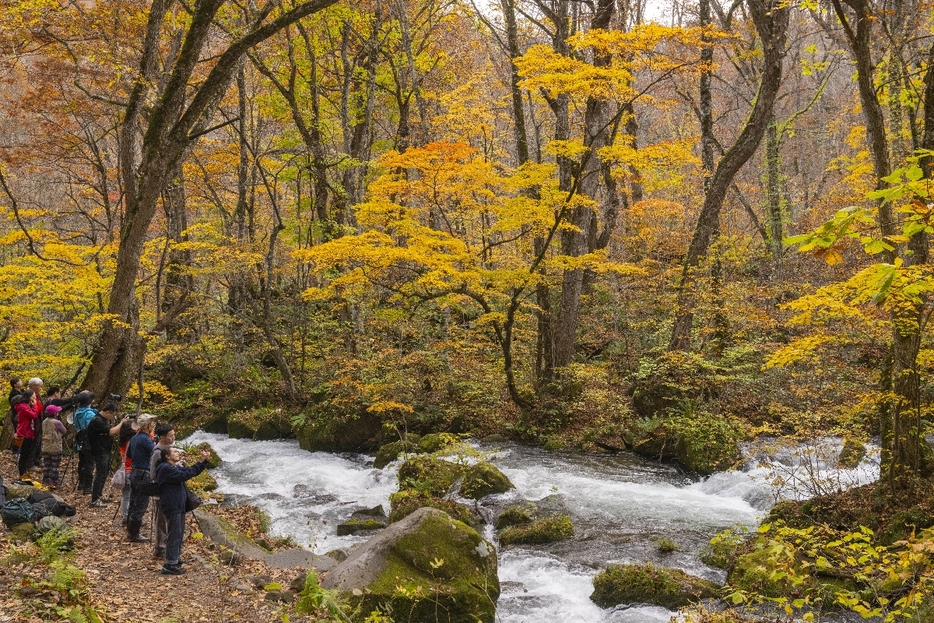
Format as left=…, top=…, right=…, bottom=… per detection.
left=126, top=414, right=156, bottom=542
left=150, top=423, right=176, bottom=559
left=154, top=447, right=211, bottom=575
left=6, top=377, right=24, bottom=455
left=26, top=378, right=43, bottom=469
left=86, top=402, right=121, bottom=507
left=14, top=389, right=41, bottom=479
left=116, top=418, right=135, bottom=526
left=41, top=404, right=66, bottom=489
left=72, top=392, right=97, bottom=494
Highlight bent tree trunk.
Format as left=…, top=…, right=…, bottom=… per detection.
left=82, top=0, right=339, bottom=399
left=669, top=0, right=789, bottom=351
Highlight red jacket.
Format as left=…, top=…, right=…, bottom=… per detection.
left=15, top=401, right=41, bottom=439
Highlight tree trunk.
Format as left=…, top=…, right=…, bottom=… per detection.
left=83, top=0, right=339, bottom=398
left=669, top=0, right=789, bottom=351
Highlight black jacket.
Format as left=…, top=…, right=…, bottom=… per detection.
left=154, top=460, right=208, bottom=515
left=86, top=414, right=113, bottom=456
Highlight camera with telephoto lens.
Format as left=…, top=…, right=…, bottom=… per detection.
left=109, top=393, right=123, bottom=402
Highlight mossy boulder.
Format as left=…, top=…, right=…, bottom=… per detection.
left=495, top=503, right=535, bottom=529
left=417, top=432, right=459, bottom=454
left=388, top=490, right=480, bottom=528
left=460, top=462, right=514, bottom=499
left=674, top=416, right=742, bottom=475
left=499, top=515, right=574, bottom=546
left=254, top=410, right=294, bottom=441
left=336, top=518, right=387, bottom=536
left=8, top=522, right=37, bottom=542
left=295, top=410, right=383, bottom=453
left=374, top=435, right=421, bottom=469
left=397, top=456, right=467, bottom=497
left=591, top=563, right=719, bottom=609
left=838, top=437, right=866, bottom=469
left=227, top=412, right=258, bottom=440
left=627, top=421, right=679, bottom=462
left=321, top=507, right=499, bottom=623
left=188, top=470, right=218, bottom=496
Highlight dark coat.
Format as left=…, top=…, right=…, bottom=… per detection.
left=86, top=414, right=113, bottom=456
left=154, top=460, right=208, bottom=516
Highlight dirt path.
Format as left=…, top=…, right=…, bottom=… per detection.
left=0, top=451, right=324, bottom=623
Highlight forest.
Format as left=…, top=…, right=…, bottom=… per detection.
left=2, top=0, right=934, bottom=619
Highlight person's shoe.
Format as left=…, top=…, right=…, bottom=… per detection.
left=153, top=550, right=165, bottom=559
left=98, top=496, right=114, bottom=503
left=82, top=488, right=92, bottom=495
left=128, top=534, right=148, bottom=542
left=160, top=564, right=185, bottom=575
left=90, top=498, right=109, bottom=507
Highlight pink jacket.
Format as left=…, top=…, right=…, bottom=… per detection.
left=15, top=401, right=41, bottom=439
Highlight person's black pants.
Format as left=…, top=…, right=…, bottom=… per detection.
left=91, top=452, right=110, bottom=501
left=17, top=437, right=37, bottom=476
left=77, top=448, right=93, bottom=492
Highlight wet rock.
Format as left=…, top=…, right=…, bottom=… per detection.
left=374, top=436, right=421, bottom=469
left=417, top=433, right=458, bottom=454
left=397, top=456, right=467, bottom=497
left=499, top=515, right=574, bottom=546
left=322, top=507, right=499, bottom=623
left=460, top=462, right=514, bottom=499
left=336, top=518, right=386, bottom=536
left=295, top=410, right=383, bottom=453
left=591, top=563, right=719, bottom=609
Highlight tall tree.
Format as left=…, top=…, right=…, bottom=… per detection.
left=81, top=0, right=340, bottom=398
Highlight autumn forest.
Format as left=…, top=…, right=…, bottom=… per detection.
left=1, top=0, right=934, bottom=487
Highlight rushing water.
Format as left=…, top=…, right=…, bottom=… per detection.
left=184, top=432, right=880, bottom=623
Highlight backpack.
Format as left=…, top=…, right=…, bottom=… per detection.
left=1, top=498, right=37, bottom=528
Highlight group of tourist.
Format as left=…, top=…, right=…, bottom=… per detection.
left=6, top=377, right=211, bottom=576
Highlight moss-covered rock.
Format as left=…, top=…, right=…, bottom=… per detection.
left=674, top=415, right=742, bottom=475
left=8, top=522, right=37, bottom=542
left=460, top=462, right=514, bottom=499
left=227, top=412, right=258, bottom=440
left=254, top=410, right=294, bottom=441
left=838, top=437, right=866, bottom=469
left=495, top=503, right=535, bottom=529
left=295, top=410, right=383, bottom=453
left=417, top=432, right=459, bottom=454
left=321, top=508, right=499, bottom=623
left=336, top=518, right=387, bottom=536
left=374, top=436, right=421, bottom=469
left=591, top=563, right=719, bottom=609
left=499, top=515, right=574, bottom=546
left=388, top=490, right=480, bottom=528
left=188, top=470, right=218, bottom=496
left=397, top=456, right=467, bottom=497
left=193, top=442, right=222, bottom=469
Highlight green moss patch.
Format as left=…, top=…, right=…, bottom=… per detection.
left=499, top=515, right=573, bottom=546
left=397, top=456, right=467, bottom=497
left=388, top=490, right=478, bottom=528
left=591, top=563, right=719, bottom=609
left=460, top=462, right=514, bottom=499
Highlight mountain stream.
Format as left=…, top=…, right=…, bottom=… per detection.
left=184, top=432, right=879, bottom=622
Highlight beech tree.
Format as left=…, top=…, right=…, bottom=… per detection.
left=74, top=0, right=340, bottom=398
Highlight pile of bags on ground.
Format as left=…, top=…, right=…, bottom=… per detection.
left=0, top=476, right=76, bottom=537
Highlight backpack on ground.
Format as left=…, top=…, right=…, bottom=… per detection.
left=1, top=498, right=37, bottom=528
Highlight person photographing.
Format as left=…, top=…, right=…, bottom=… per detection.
left=154, top=447, right=211, bottom=575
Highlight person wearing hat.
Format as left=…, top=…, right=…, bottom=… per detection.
left=41, top=404, right=67, bottom=489
left=126, top=413, right=157, bottom=541
left=87, top=402, right=121, bottom=507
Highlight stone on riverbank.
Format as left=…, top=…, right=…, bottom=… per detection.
left=591, top=563, right=719, bottom=609
left=460, top=462, right=514, bottom=499
left=499, top=514, right=574, bottom=546
left=321, top=507, right=499, bottom=623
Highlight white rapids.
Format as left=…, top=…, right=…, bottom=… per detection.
left=183, top=432, right=879, bottom=623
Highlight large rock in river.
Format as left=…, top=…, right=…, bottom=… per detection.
left=321, top=507, right=500, bottom=623
left=591, top=563, right=719, bottom=609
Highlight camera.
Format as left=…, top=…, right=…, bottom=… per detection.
left=109, top=393, right=123, bottom=402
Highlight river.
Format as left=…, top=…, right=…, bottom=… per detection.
left=184, top=432, right=879, bottom=622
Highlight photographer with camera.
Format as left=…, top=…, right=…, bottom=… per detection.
left=87, top=402, right=121, bottom=507
left=72, top=391, right=97, bottom=494
left=126, top=413, right=157, bottom=542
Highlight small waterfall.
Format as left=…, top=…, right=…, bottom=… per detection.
left=184, top=432, right=879, bottom=623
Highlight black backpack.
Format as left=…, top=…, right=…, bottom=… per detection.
left=1, top=498, right=37, bottom=528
